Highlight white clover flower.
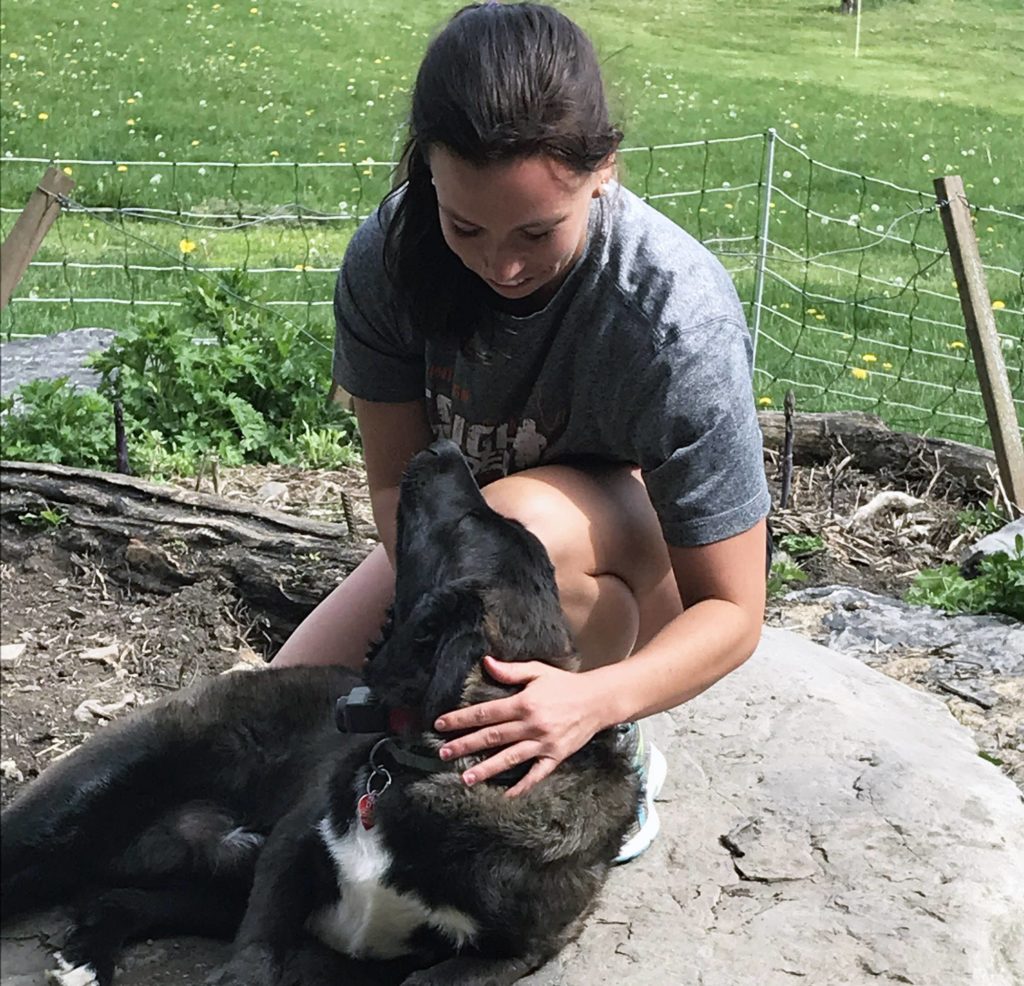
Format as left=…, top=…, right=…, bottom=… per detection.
left=149, top=173, right=162, bottom=185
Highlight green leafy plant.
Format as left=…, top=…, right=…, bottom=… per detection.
left=293, top=422, right=359, bottom=470
left=768, top=557, right=809, bottom=597
left=906, top=537, right=1024, bottom=621
left=777, top=533, right=826, bottom=558
left=955, top=500, right=1008, bottom=536
left=2, top=273, right=359, bottom=477
left=1, top=378, right=114, bottom=468
left=18, top=506, right=69, bottom=529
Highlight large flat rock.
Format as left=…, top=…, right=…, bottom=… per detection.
left=534, top=626, right=1024, bottom=986
left=4, top=628, right=1022, bottom=986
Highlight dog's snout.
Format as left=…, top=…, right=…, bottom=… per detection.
left=406, top=440, right=476, bottom=484
left=427, top=439, right=461, bottom=459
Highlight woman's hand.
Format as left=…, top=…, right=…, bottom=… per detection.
left=433, top=656, right=612, bottom=798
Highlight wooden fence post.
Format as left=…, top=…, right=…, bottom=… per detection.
left=934, top=175, right=1024, bottom=517
left=0, top=167, right=75, bottom=312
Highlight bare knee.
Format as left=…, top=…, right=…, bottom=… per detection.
left=482, top=466, right=677, bottom=667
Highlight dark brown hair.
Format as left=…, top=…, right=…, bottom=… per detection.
left=383, top=2, right=622, bottom=340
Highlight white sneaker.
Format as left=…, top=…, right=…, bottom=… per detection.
left=614, top=723, right=667, bottom=864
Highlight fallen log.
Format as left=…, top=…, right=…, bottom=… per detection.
left=0, top=460, right=373, bottom=642
left=757, top=411, right=999, bottom=488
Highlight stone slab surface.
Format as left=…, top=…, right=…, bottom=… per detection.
left=4, top=627, right=1022, bottom=985
left=0, top=327, right=113, bottom=398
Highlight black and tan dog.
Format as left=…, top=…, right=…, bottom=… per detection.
left=1, top=440, right=637, bottom=986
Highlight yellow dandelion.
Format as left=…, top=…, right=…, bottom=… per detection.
left=179, top=239, right=197, bottom=254
left=126, top=118, right=135, bottom=125
left=806, top=308, right=817, bottom=316
left=851, top=367, right=869, bottom=381
left=270, top=150, right=280, bottom=157
left=814, top=313, right=825, bottom=321
left=250, top=7, right=259, bottom=13
left=63, top=166, right=73, bottom=176
left=116, top=164, right=128, bottom=172
left=111, top=1, right=119, bottom=7
left=882, top=362, right=893, bottom=370
left=861, top=354, right=878, bottom=363
left=992, top=300, right=1006, bottom=310
left=191, top=139, right=200, bottom=146
left=9, top=52, right=19, bottom=59
left=126, top=97, right=136, bottom=104
left=757, top=396, right=774, bottom=407
left=948, top=340, right=966, bottom=350
left=37, top=111, right=49, bottom=121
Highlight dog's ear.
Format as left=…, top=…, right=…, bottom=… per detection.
left=420, top=582, right=488, bottom=725
left=364, top=579, right=487, bottom=716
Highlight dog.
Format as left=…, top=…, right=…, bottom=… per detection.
left=1, top=439, right=638, bottom=986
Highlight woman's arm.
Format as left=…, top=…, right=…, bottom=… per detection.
left=354, top=397, right=435, bottom=562
left=432, top=519, right=767, bottom=794
left=594, top=518, right=767, bottom=721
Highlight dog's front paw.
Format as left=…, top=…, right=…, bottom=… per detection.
left=45, top=952, right=103, bottom=986
left=205, top=944, right=280, bottom=986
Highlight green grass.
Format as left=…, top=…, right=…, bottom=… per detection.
left=2, top=0, right=1022, bottom=446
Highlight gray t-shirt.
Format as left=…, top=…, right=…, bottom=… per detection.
left=333, top=183, right=770, bottom=548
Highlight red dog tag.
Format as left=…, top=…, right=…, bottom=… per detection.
left=358, top=792, right=376, bottom=830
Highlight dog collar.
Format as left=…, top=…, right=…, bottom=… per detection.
left=371, top=736, right=532, bottom=788
left=337, top=688, right=532, bottom=787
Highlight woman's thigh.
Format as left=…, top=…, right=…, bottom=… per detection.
left=482, top=462, right=683, bottom=670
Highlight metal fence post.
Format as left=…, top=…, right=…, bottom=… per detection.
left=751, top=128, right=777, bottom=367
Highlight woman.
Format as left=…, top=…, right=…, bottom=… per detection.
left=273, top=1, right=771, bottom=862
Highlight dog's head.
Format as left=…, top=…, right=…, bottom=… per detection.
left=364, top=440, right=577, bottom=731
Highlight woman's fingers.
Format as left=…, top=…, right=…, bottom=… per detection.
left=503, top=757, right=558, bottom=799
left=434, top=695, right=516, bottom=733
left=438, top=721, right=533, bottom=761
left=460, top=740, right=542, bottom=787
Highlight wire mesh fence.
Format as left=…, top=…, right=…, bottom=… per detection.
left=1, top=130, right=1021, bottom=448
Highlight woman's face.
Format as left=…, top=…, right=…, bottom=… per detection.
left=428, top=147, right=608, bottom=307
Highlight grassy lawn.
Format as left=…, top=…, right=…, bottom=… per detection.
left=1, top=0, right=1021, bottom=445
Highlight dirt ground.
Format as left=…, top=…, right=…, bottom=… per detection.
left=0, top=456, right=1015, bottom=810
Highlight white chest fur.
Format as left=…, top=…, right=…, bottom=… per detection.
left=310, top=813, right=479, bottom=960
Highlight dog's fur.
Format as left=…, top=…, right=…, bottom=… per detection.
left=1, top=440, right=637, bottom=986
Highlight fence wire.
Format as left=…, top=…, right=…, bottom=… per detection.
left=1, top=131, right=1021, bottom=448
